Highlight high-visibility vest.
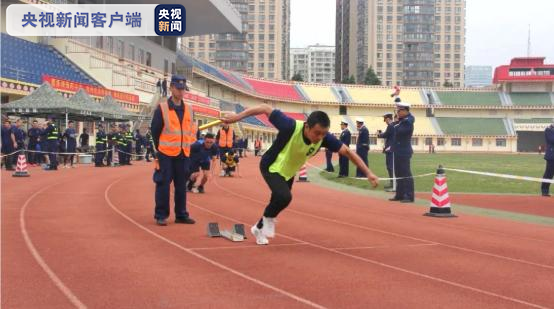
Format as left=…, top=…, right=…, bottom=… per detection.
left=218, top=128, right=233, bottom=148
left=47, top=124, right=59, bottom=140
left=125, top=131, right=133, bottom=144
left=158, top=100, right=196, bottom=157
left=96, top=132, right=107, bottom=145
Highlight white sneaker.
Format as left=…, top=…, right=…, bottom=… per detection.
left=220, top=170, right=225, bottom=177
left=191, top=188, right=199, bottom=193
left=250, top=225, right=269, bottom=245
left=262, top=216, right=276, bottom=238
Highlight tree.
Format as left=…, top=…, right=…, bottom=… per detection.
left=443, top=81, right=454, bottom=87
left=363, top=66, right=381, bottom=85
left=342, top=75, right=356, bottom=84
left=291, top=72, right=304, bottom=82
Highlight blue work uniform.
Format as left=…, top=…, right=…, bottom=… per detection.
left=338, top=128, right=351, bottom=177
left=44, top=123, right=59, bottom=170
left=392, top=114, right=415, bottom=201
left=28, top=127, right=41, bottom=164
left=95, top=130, right=107, bottom=166
left=355, top=125, right=369, bottom=177
left=378, top=122, right=396, bottom=186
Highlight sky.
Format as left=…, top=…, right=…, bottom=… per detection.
left=290, top=0, right=554, bottom=68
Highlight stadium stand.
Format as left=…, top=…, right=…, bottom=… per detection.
left=436, top=118, right=509, bottom=135
left=435, top=91, right=502, bottom=106
left=513, top=118, right=554, bottom=123
left=243, top=77, right=304, bottom=101
left=343, top=86, right=424, bottom=105
left=0, top=33, right=98, bottom=86
left=299, top=84, right=341, bottom=103
left=509, top=92, right=554, bottom=106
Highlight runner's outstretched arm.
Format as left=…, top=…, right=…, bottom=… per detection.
left=338, top=144, right=379, bottom=188
left=221, top=104, right=273, bottom=124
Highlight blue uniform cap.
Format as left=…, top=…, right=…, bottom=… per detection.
left=170, top=75, right=189, bottom=90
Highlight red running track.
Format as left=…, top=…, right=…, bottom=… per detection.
left=2, top=157, right=554, bottom=308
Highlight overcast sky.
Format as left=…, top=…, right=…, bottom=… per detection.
left=290, top=0, right=554, bottom=68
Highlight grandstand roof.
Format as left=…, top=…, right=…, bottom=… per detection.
left=493, top=57, right=554, bottom=83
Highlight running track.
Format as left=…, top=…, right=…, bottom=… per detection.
left=3, top=155, right=554, bottom=308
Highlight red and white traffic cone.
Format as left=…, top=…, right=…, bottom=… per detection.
left=298, top=164, right=309, bottom=182
left=424, top=166, right=455, bottom=217
left=13, top=151, right=30, bottom=177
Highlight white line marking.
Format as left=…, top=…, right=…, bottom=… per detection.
left=104, top=179, right=326, bottom=309
left=20, top=184, right=87, bottom=309
left=190, top=242, right=308, bottom=251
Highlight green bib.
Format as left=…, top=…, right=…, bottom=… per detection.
left=269, top=120, right=323, bottom=180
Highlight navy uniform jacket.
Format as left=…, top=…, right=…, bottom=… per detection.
left=545, top=125, right=554, bottom=161
left=44, top=123, right=59, bottom=140
left=28, top=128, right=41, bottom=145
left=96, top=131, right=107, bottom=146
left=356, top=126, right=369, bottom=149
left=340, top=128, right=351, bottom=146
left=392, top=113, right=415, bottom=157
left=13, top=126, right=26, bottom=146
left=378, top=123, right=395, bottom=152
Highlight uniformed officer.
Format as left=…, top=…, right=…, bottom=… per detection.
left=151, top=75, right=197, bottom=226
left=95, top=124, right=107, bottom=167
left=1, top=119, right=16, bottom=171
left=44, top=116, right=60, bottom=170
left=355, top=117, right=369, bottom=177
left=124, top=124, right=133, bottom=165
left=338, top=120, right=351, bottom=178
left=216, top=123, right=235, bottom=176
left=389, top=102, right=415, bottom=203
left=116, top=124, right=127, bottom=165
left=541, top=123, right=554, bottom=197
left=63, top=120, right=77, bottom=168
left=144, top=128, right=154, bottom=162
left=12, top=119, right=26, bottom=166
left=134, top=129, right=143, bottom=161
left=27, top=120, right=41, bottom=166
left=106, top=124, right=117, bottom=166
left=378, top=113, right=395, bottom=190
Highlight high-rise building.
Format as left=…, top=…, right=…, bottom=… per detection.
left=181, top=0, right=290, bottom=80
left=290, top=45, right=335, bottom=83
left=336, top=0, right=466, bottom=87
left=465, top=65, right=492, bottom=87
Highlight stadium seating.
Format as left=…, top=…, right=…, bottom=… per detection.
left=0, top=33, right=98, bottom=85
left=299, top=84, right=340, bottom=103
left=343, top=86, right=424, bottom=105
left=243, top=77, right=304, bottom=101
left=513, top=118, right=554, bottom=123
left=509, top=93, right=553, bottom=106
left=436, top=118, right=508, bottom=135
left=283, top=112, right=307, bottom=121
left=436, top=91, right=502, bottom=106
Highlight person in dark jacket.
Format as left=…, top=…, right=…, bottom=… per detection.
left=541, top=123, right=554, bottom=197
left=63, top=120, right=77, bottom=168
left=27, top=120, right=41, bottom=166
left=378, top=113, right=395, bottom=190
left=389, top=102, right=415, bottom=203
left=44, top=116, right=60, bottom=170
left=355, top=117, right=369, bottom=177
left=1, top=119, right=16, bottom=170
left=338, top=120, right=351, bottom=177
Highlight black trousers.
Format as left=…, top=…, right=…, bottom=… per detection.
left=338, top=154, right=349, bottom=176
left=28, top=143, right=37, bottom=164
left=154, top=153, right=190, bottom=220
left=355, top=146, right=368, bottom=177
left=394, top=154, right=414, bottom=201
left=95, top=144, right=106, bottom=165
left=260, top=166, right=294, bottom=220
left=325, top=150, right=334, bottom=172
left=542, top=160, right=554, bottom=195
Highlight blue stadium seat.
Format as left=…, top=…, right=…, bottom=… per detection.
left=0, top=33, right=99, bottom=86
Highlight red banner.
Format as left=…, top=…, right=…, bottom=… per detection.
left=42, top=75, right=139, bottom=104
left=192, top=105, right=219, bottom=118
left=184, top=92, right=210, bottom=105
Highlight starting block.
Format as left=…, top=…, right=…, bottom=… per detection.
left=206, top=223, right=246, bottom=242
